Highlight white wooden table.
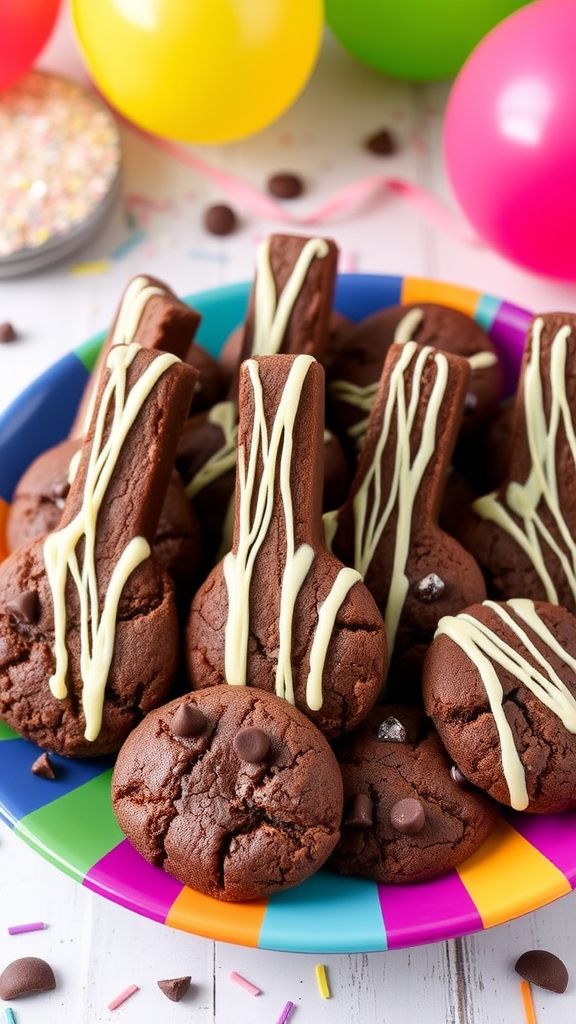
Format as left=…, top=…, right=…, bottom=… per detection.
left=1, top=8, right=576, bottom=1023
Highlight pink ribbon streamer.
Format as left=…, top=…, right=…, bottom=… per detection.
left=127, top=122, right=478, bottom=246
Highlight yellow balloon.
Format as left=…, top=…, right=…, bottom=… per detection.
left=72, top=0, right=323, bottom=144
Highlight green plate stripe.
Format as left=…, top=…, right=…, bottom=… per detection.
left=74, top=330, right=106, bottom=373
left=15, top=770, right=123, bottom=881
left=0, top=722, right=19, bottom=741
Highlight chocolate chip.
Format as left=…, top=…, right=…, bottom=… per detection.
left=0, top=957, right=56, bottom=1000
left=390, top=797, right=425, bottom=835
left=267, top=172, right=304, bottom=199
left=6, top=590, right=39, bottom=626
left=50, top=477, right=70, bottom=506
left=515, top=950, right=569, bottom=994
left=203, top=203, right=238, bottom=236
left=365, top=128, right=396, bottom=156
left=0, top=322, right=18, bottom=343
left=31, top=753, right=56, bottom=780
left=450, top=765, right=468, bottom=788
left=414, top=573, right=445, bottom=603
left=233, top=727, right=270, bottom=763
left=157, top=976, right=192, bottom=1002
left=377, top=716, right=406, bottom=743
left=344, top=793, right=374, bottom=828
left=464, top=391, right=478, bottom=413
left=171, top=703, right=207, bottom=738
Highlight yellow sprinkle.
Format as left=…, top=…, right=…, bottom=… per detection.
left=315, top=963, right=330, bottom=1000
left=70, top=260, right=111, bottom=276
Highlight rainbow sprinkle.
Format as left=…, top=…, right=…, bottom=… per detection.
left=228, top=971, right=261, bottom=997
left=275, top=1000, right=296, bottom=1024
left=108, top=984, right=139, bottom=1011
left=315, top=964, right=330, bottom=999
left=8, top=921, right=45, bottom=936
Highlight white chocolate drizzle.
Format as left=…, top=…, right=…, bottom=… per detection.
left=185, top=401, right=238, bottom=499
left=223, top=354, right=359, bottom=710
left=44, top=343, right=179, bottom=742
left=351, top=342, right=448, bottom=653
left=251, top=237, right=330, bottom=356
left=473, top=318, right=576, bottom=604
left=306, top=567, right=361, bottom=710
left=329, top=309, right=495, bottom=450
left=81, top=276, right=167, bottom=436
left=436, top=599, right=576, bottom=810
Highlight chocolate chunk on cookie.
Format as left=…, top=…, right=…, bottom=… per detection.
left=331, top=706, right=497, bottom=884
left=462, top=314, right=576, bottom=609
left=187, top=354, right=386, bottom=738
left=424, top=599, right=576, bottom=812
left=113, top=686, right=344, bottom=902
left=0, top=345, right=195, bottom=756
left=330, top=341, right=486, bottom=666
left=327, top=302, right=501, bottom=451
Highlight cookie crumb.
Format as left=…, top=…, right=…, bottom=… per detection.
left=515, top=950, right=568, bottom=993
left=157, top=976, right=191, bottom=1002
left=0, top=323, right=18, bottom=343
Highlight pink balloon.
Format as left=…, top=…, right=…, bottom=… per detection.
left=444, top=0, right=576, bottom=280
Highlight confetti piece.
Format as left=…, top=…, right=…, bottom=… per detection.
left=125, top=192, right=171, bottom=213
left=228, top=971, right=262, bottom=997
left=188, top=248, right=229, bottom=264
left=70, top=260, right=111, bottom=276
left=520, top=979, right=537, bottom=1024
left=111, top=230, right=147, bottom=261
left=4, top=1009, right=16, bottom=1024
left=315, top=964, right=330, bottom=1000
left=8, top=922, right=45, bottom=936
left=275, top=1000, right=296, bottom=1024
left=108, top=984, right=139, bottom=1011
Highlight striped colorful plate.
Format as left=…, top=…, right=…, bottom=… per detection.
left=1, top=273, right=574, bottom=953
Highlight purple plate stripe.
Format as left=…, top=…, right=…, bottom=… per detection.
left=489, top=300, right=533, bottom=396
left=83, top=839, right=183, bottom=924
left=509, top=811, right=576, bottom=886
left=378, top=870, right=483, bottom=949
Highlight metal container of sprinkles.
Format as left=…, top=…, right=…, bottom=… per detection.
left=0, top=70, right=122, bottom=277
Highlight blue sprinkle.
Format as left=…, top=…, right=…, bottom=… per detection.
left=111, top=229, right=147, bottom=261
left=188, top=248, right=229, bottom=264
left=5, top=1008, right=17, bottom=1024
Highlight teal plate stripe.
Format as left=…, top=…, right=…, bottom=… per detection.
left=258, top=871, right=387, bottom=952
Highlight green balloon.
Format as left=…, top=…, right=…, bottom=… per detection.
left=326, top=0, right=531, bottom=81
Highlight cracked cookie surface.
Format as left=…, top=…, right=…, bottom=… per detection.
left=330, top=707, right=497, bottom=884
left=424, top=600, right=576, bottom=813
left=112, top=685, right=344, bottom=902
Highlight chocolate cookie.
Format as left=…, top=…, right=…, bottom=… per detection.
left=177, top=233, right=340, bottom=556
left=187, top=354, right=386, bottom=738
left=183, top=340, right=226, bottom=413
left=424, top=599, right=576, bottom=813
left=462, top=315, right=576, bottom=609
left=112, top=685, right=344, bottom=902
left=69, top=274, right=200, bottom=438
left=7, top=441, right=201, bottom=598
left=327, top=302, right=501, bottom=450
left=330, top=706, right=497, bottom=884
left=330, top=342, right=486, bottom=665
left=0, top=345, right=195, bottom=756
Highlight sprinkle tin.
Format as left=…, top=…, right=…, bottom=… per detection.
left=0, top=71, right=121, bottom=276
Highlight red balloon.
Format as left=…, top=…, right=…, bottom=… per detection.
left=0, top=0, right=62, bottom=91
